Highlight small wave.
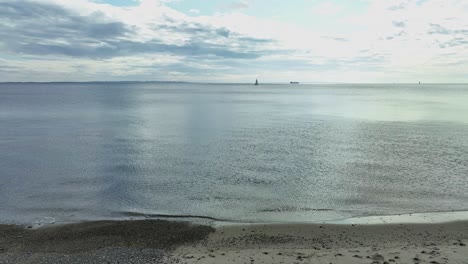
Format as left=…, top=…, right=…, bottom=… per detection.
left=259, top=207, right=334, bottom=213
left=120, top=211, right=225, bottom=221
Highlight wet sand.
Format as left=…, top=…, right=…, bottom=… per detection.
left=1, top=220, right=467, bottom=263
left=0, top=220, right=214, bottom=263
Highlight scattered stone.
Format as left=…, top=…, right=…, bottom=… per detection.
left=372, top=253, right=384, bottom=261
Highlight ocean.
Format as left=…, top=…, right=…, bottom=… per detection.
left=1, top=82, right=467, bottom=225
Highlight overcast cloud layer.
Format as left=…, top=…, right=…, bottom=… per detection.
left=1, top=0, right=468, bottom=82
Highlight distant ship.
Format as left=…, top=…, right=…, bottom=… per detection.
left=254, top=79, right=258, bottom=85
left=290, top=81, right=299, bottom=84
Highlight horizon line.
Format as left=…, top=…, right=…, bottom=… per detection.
left=1, top=81, right=467, bottom=85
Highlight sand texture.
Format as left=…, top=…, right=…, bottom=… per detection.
left=169, top=221, right=468, bottom=264
left=1, top=220, right=467, bottom=263
left=0, top=220, right=214, bottom=263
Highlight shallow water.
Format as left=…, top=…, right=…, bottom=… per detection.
left=1, top=83, right=467, bottom=224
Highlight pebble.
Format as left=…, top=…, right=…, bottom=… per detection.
left=372, top=253, right=384, bottom=261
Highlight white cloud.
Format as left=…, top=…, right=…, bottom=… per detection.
left=226, top=0, right=253, bottom=10
left=189, top=9, right=200, bottom=14
left=1, top=0, right=468, bottom=82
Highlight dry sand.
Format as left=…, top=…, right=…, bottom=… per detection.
left=169, top=221, right=468, bottom=264
left=1, top=219, right=467, bottom=263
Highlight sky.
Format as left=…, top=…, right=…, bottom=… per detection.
left=0, top=0, right=468, bottom=83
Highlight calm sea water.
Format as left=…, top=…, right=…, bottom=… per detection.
left=1, top=83, right=468, bottom=224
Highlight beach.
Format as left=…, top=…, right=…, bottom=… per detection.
left=2, top=0, right=468, bottom=262
left=1, top=219, right=467, bottom=264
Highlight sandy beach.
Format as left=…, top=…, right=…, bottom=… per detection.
left=1, top=219, right=467, bottom=264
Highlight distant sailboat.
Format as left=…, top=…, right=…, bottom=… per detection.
left=254, top=79, right=259, bottom=85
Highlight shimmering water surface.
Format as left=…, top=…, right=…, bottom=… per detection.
left=1, top=83, right=468, bottom=224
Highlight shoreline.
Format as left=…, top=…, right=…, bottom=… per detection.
left=208, top=210, right=468, bottom=228
left=6, top=210, right=468, bottom=230
left=1, top=218, right=467, bottom=264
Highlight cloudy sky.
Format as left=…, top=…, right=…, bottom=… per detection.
left=1, top=0, right=468, bottom=82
